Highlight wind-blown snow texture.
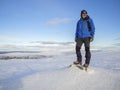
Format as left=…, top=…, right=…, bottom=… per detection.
left=0, top=50, right=120, bottom=90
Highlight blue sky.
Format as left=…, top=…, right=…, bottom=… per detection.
left=0, top=0, right=120, bottom=48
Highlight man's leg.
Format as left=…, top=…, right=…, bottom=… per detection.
left=84, top=38, right=91, bottom=66
left=85, top=47, right=91, bottom=65
left=75, top=38, right=83, bottom=64
left=76, top=46, right=82, bottom=63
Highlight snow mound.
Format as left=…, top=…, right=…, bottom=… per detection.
left=0, top=50, right=120, bottom=90
left=20, top=67, right=120, bottom=90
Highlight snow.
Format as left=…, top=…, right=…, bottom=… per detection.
left=0, top=49, right=120, bottom=90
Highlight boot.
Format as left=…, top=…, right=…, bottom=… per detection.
left=74, top=60, right=82, bottom=65
left=83, top=63, right=89, bottom=68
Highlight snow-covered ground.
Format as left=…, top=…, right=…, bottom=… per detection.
left=0, top=49, right=120, bottom=90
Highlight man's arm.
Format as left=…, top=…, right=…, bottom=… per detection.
left=89, top=19, right=95, bottom=42
left=75, top=21, right=79, bottom=42
left=90, top=19, right=95, bottom=36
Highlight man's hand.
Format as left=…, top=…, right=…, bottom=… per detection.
left=90, top=36, right=94, bottom=42
left=75, top=37, right=77, bottom=42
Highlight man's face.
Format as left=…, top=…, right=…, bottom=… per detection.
left=82, top=12, right=87, bottom=19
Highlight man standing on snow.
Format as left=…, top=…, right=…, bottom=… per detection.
left=74, top=10, right=95, bottom=68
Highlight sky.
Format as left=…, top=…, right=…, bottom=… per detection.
left=0, top=0, right=120, bottom=50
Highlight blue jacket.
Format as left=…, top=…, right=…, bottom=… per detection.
left=75, top=18, right=95, bottom=38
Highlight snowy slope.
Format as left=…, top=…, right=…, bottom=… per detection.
left=0, top=50, right=120, bottom=90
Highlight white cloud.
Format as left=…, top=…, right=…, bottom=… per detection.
left=114, top=37, right=120, bottom=41
left=0, top=36, right=18, bottom=41
left=0, top=41, right=75, bottom=51
left=113, top=43, right=120, bottom=46
left=47, top=18, right=71, bottom=26
left=30, top=41, right=74, bottom=46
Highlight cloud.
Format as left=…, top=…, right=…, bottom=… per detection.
left=47, top=18, right=71, bottom=26
left=112, top=37, right=120, bottom=47
left=113, top=43, right=120, bottom=46
left=0, top=36, right=18, bottom=41
left=30, top=41, right=74, bottom=45
left=0, top=44, right=25, bottom=51
left=0, top=44, right=17, bottom=48
left=41, top=41, right=74, bottom=46
left=0, top=40, right=75, bottom=51
left=114, top=37, right=120, bottom=41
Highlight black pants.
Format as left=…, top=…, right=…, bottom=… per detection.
left=76, top=37, right=91, bottom=65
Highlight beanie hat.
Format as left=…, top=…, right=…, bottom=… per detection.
left=81, top=10, right=87, bottom=14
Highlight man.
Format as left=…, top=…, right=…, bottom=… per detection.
left=74, top=10, right=95, bottom=68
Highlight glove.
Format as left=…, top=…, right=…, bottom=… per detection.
left=90, top=36, right=94, bottom=42
left=75, top=37, right=78, bottom=42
